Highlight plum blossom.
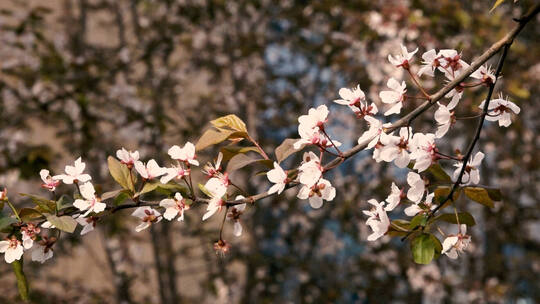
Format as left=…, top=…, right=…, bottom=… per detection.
left=298, top=152, right=322, bottom=187
left=40, top=169, right=60, bottom=192
left=21, top=223, right=40, bottom=249
left=385, top=183, right=403, bottom=211
left=31, top=244, right=54, bottom=263
left=134, top=159, right=166, bottom=180
left=417, top=49, right=440, bottom=77
left=379, top=78, right=407, bottom=116
left=378, top=127, right=412, bottom=168
left=406, top=172, right=425, bottom=204
left=388, top=44, right=418, bottom=68
left=437, top=49, right=469, bottom=77
left=470, top=65, right=496, bottom=85
left=202, top=177, right=228, bottom=221
left=160, top=165, right=190, bottom=184
left=453, top=152, right=484, bottom=185
left=334, top=85, right=366, bottom=110
left=442, top=224, right=471, bottom=259
left=480, top=95, right=520, bottom=127
left=267, top=162, right=288, bottom=195
left=202, top=152, right=223, bottom=177
left=297, top=178, right=335, bottom=209
left=294, top=105, right=341, bottom=150
left=358, top=116, right=391, bottom=149
left=404, top=192, right=435, bottom=217
left=73, top=182, right=106, bottom=217
left=168, top=142, right=199, bottom=166
left=409, top=133, right=437, bottom=172
left=294, top=125, right=341, bottom=150
left=228, top=195, right=247, bottom=237
left=0, top=237, right=24, bottom=263
left=298, top=104, right=329, bottom=131
left=30, top=236, right=55, bottom=264
left=160, top=193, right=189, bottom=221
left=75, top=215, right=98, bottom=235
left=334, top=85, right=378, bottom=118
left=132, top=207, right=162, bottom=232
left=434, top=103, right=455, bottom=138
left=363, top=199, right=390, bottom=241
left=53, top=157, right=92, bottom=184
left=116, top=148, right=139, bottom=168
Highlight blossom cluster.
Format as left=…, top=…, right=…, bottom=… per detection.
left=0, top=44, right=521, bottom=265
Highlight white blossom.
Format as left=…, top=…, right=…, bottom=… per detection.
left=453, top=152, right=484, bottom=185
left=406, top=172, right=425, bottom=204
left=385, top=183, right=403, bottom=211
left=132, top=207, right=162, bottom=232
left=417, top=49, right=440, bottom=77
left=0, top=238, right=24, bottom=263
left=388, top=44, right=418, bottom=68
left=267, top=162, right=288, bottom=195
left=202, top=177, right=228, bottom=221
left=21, top=223, right=40, bottom=249
left=434, top=103, right=454, bottom=138
left=39, top=169, right=60, bottom=192
left=363, top=199, right=390, bottom=241
left=202, top=152, right=223, bottom=177
left=358, top=116, right=391, bottom=149
left=470, top=65, right=496, bottom=84
left=160, top=165, right=190, bottom=184
left=31, top=244, right=54, bottom=263
left=229, top=195, right=246, bottom=237
left=298, top=152, right=322, bottom=187
left=480, top=95, right=520, bottom=127
left=404, top=192, right=435, bottom=217
left=53, top=157, right=92, bottom=184
left=75, top=215, right=97, bottom=235
left=160, top=193, right=189, bottom=221
left=409, top=133, right=437, bottom=172
left=116, top=148, right=139, bottom=167
left=168, top=142, right=199, bottom=166
left=73, top=182, right=106, bottom=217
left=442, top=224, right=471, bottom=259
left=134, top=159, right=166, bottom=180
left=379, top=78, right=406, bottom=116
left=297, top=178, right=335, bottom=209
left=378, top=127, right=411, bottom=168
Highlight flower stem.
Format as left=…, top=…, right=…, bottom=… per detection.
left=12, top=259, right=29, bottom=302
left=7, top=201, right=21, bottom=222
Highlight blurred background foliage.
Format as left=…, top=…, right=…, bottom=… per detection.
left=0, top=0, right=538, bottom=303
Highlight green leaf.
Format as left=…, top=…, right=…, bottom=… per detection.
left=195, top=129, right=245, bottom=151
left=19, top=208, right=44, bottom=222
left=410, top=213, right=428, bottom=229
left=411, top=233, right=435, bottom=264
left=45, top=214, right=78, bottom=233
left=464, top=187, right=494, bottom=208
left=275, top=138, right=300, bottom=164
left=490, top=0, right=506, bottom=12
left=484, top=188, right=502, bottom=201
left=432, top=212, right=476, bottom=226
left=19, top=193, right=56, bottom=213
left=135, top=182, right=161, bottom=197
left=0, top=216, right=18, bottom=232
left=433, top=186, right=461, bottom=210
left=426, top=164, right=452, bottom=183
left=107, top=156, right=135, bottom=192
left=56, top=194, right=73, bottom=211
left=220, top=146, right=260, bottom=162
left=388, top=219, right=411, bottom=237
left=430, top=234, right=443, bottom=258
left=198, top=183, right=213, bottom=197
left=114, top=191, right=130, bottom=206
left=210, top=114, right=248, bottom=133
left=226, top=154, right=273, bottom=172
left=102, top=189, right=123, bottom=200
